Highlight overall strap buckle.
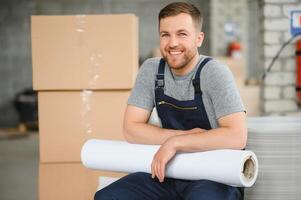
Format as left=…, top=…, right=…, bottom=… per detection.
left=155, top=59, right=166, bottom=89
left=156, top=74, right=165, bottom=88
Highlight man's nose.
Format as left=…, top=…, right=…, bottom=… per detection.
left=168, top=35, right=179, bottom=47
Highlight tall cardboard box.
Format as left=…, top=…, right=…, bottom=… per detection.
left=31, top=14, right=138, bottom=90
left=238, top=85, right=260, bottom=116
left=218, top=57, right=246, bottom=87
left=38, top=91, right=130, bottom=163
left=39, top=163, right=125, bottom=200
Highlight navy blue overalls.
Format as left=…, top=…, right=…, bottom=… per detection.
left=94, top=57, right=243, bottom=200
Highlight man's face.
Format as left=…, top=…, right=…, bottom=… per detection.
left=159, top=13, right=204, bottom=71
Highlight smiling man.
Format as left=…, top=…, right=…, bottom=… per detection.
left=95, top=2, right=247, bottom=200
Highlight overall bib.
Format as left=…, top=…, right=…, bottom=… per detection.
left=94, top=57, right=243, bottom=200
left=155, top=57, right=212, bottom=131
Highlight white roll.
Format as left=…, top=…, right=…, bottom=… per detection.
left=81, top=139, right=258, bottom=187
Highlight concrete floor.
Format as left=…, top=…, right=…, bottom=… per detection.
left=0, top=130, right=38, bottom=200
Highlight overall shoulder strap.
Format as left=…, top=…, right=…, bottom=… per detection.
left=155, top=58, right=166, bottom=88
left=192, top=57, right=213, bottom=95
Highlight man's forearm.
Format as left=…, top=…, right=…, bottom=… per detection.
left=170, top=127, right=247, bottom=152
left=123, top=122, right=188, bottom=145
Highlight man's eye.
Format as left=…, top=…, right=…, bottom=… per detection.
left=179, top=33, right=187, bottom=37
left=161, top=34, right=169, bottom=38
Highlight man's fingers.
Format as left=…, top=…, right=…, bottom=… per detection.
left=157, top=161, right=162, bottom=182
left=159, top=161, right=165, bottom=182
left=151, top=160, right=155, bottom=178
left=155, top=159, right=159, bottom=180
left=161, top=162, right=165, bottom=182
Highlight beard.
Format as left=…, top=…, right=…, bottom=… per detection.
left=161, top=46, right=197, bottom=70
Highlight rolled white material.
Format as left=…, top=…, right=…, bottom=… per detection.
left=81, top=139, right=258, bottom=187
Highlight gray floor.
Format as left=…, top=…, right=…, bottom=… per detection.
left=0, top=130, right=38, bottom=200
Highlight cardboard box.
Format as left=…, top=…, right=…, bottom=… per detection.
left=218, top=57, right=246, bottom=87
left=238, top=85, right=260, bottom=117
left=31, top=14, right=138, bottom=90
left=38, top=91, right=130, bottom=163
left=39, top=163, right=125, bottom=200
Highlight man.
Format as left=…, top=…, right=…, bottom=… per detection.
left=95, top=2, right=247, bottom=200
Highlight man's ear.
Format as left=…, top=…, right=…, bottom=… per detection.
left=196, top=32, right=204, bottom=47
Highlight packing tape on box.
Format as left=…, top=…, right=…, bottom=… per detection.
left=81, top=90, right=93, bottom=134
left=75, top=15, right=102, bottom=87
left=89, top=52, right=102, bottom=86
left=76, top=15, right=86, bottom=33
left=81, top=139, right=258, bottom=187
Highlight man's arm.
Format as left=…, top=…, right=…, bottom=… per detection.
left=123, top=105, right=203, bottom=145
left=151, top=111, right=247, bottom=182
left=168, top=111, right=247, bottom=151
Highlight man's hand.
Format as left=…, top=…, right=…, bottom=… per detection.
left=151, top=138, right=177, bottom=182
left=150, top=128, right=207, bottom=182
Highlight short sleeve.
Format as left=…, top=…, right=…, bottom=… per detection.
left=127, top=58, right=158, bottom=111
left=202, top=60, right=245, bottom=119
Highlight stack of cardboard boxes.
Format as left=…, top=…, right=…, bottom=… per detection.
left=31, top=14, right=138, bottom=199
left=218, top=57, right=260, bottom=116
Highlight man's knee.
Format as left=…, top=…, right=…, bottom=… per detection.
left=126, top=172, right=150, bottom=179
left=184, top=180, right=242, bottom=200
left=94, top=172, right=150, bottom=200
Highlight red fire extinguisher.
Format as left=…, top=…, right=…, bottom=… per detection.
left=227, top=41, right=241, bottom=58
left=296, top=39, right=301, bottom=104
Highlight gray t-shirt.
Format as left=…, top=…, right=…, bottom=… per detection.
left=128, top=55, right=245, bottom=128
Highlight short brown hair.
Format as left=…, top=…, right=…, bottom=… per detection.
left=158, top=2, right=203, bottom=30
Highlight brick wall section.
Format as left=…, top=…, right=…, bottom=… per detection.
left=261, top=0, right=301, bottom=115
